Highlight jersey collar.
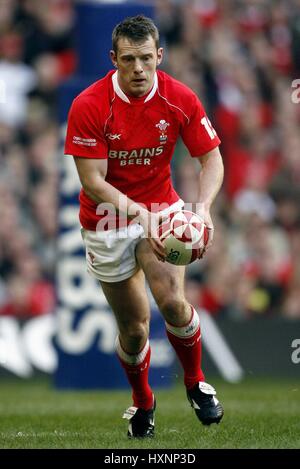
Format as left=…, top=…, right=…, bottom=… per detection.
left=112, top=71, right=158, bottom=104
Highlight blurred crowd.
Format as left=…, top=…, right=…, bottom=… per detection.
left=157, top=0, right=300, bottom=319
left=0, top=0, right=75, bottom=317
left=0, top=0, right=299, bottom=320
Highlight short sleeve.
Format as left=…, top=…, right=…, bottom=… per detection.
left=181, top=93, right=220, bottom=157
left=64, top=96, right=108, bottom=158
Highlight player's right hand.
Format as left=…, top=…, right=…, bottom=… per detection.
left=137, top=209, right=167, bottom=262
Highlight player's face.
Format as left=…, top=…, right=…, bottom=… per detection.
left=110, top=35, right=163, bottom=97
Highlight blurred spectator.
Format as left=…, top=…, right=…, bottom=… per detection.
left=0, top=30, right=37, bottom=127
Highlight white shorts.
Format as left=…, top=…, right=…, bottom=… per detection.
left=81, top=199, right=184, bottom=283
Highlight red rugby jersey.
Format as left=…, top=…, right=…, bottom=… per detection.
left=64, top=70, right=220, bottom=230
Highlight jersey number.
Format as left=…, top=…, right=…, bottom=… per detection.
left=201, top=117, right=217, bottom=140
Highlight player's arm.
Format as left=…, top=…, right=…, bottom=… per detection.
left=73, top=156, right=166, bottom=261
left=195, top=146, right=224, bottom=251
left=179, top=93, right=223, bottom=252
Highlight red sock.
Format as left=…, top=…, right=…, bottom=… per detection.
left=166, top=305, right=205, bottom=389
left=116, top=336, right=154, bottom=410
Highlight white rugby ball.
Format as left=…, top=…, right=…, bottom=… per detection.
left=158, top=210, right=209, bottom=265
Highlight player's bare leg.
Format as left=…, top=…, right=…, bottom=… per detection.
left=100, top=269, right=150, bottom=353
left=100, top=269, right=155, bottom=438
left=136, top=239, right=204, bottom=384
left=136, top=239, right=224, bottom=426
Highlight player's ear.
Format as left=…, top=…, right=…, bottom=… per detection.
left=110, top=50, right=118, bottom=68
left=157, top=47, right=163, bottom=66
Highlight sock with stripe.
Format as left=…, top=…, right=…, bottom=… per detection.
left=166, top=305, right=205, bottom=389
left=116, top=336, right=154, bottom=410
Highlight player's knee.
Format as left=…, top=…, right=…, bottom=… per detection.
left=120, top=320, right=149, bottom=343
left=158, top=297, right=186, bottom=322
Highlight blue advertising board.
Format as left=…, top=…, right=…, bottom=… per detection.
left=75, top=2, right=155, bottom=78
left=55, top=1, right=176, bottom=389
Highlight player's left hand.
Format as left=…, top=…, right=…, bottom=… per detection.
left=196, top=207, right=214, bottom=259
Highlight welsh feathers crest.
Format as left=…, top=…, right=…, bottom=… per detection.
left=156, top=119, right=170, bottom=131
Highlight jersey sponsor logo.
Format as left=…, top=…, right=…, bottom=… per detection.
left=106, top=133, right=121, bottom=140
left=155, top=119, right=170, bottom=144
left=108, top=146, right=164, bottom=166
left=73, top=136, right=97, bottom=147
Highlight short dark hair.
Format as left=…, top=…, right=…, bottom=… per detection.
left=112, top=15, right=159, bottom=53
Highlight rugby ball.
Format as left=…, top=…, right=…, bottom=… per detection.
left=158, top=210, right=209, bottom=265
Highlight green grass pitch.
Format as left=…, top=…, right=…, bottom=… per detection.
left=0, top=377, right=299, bottom=449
